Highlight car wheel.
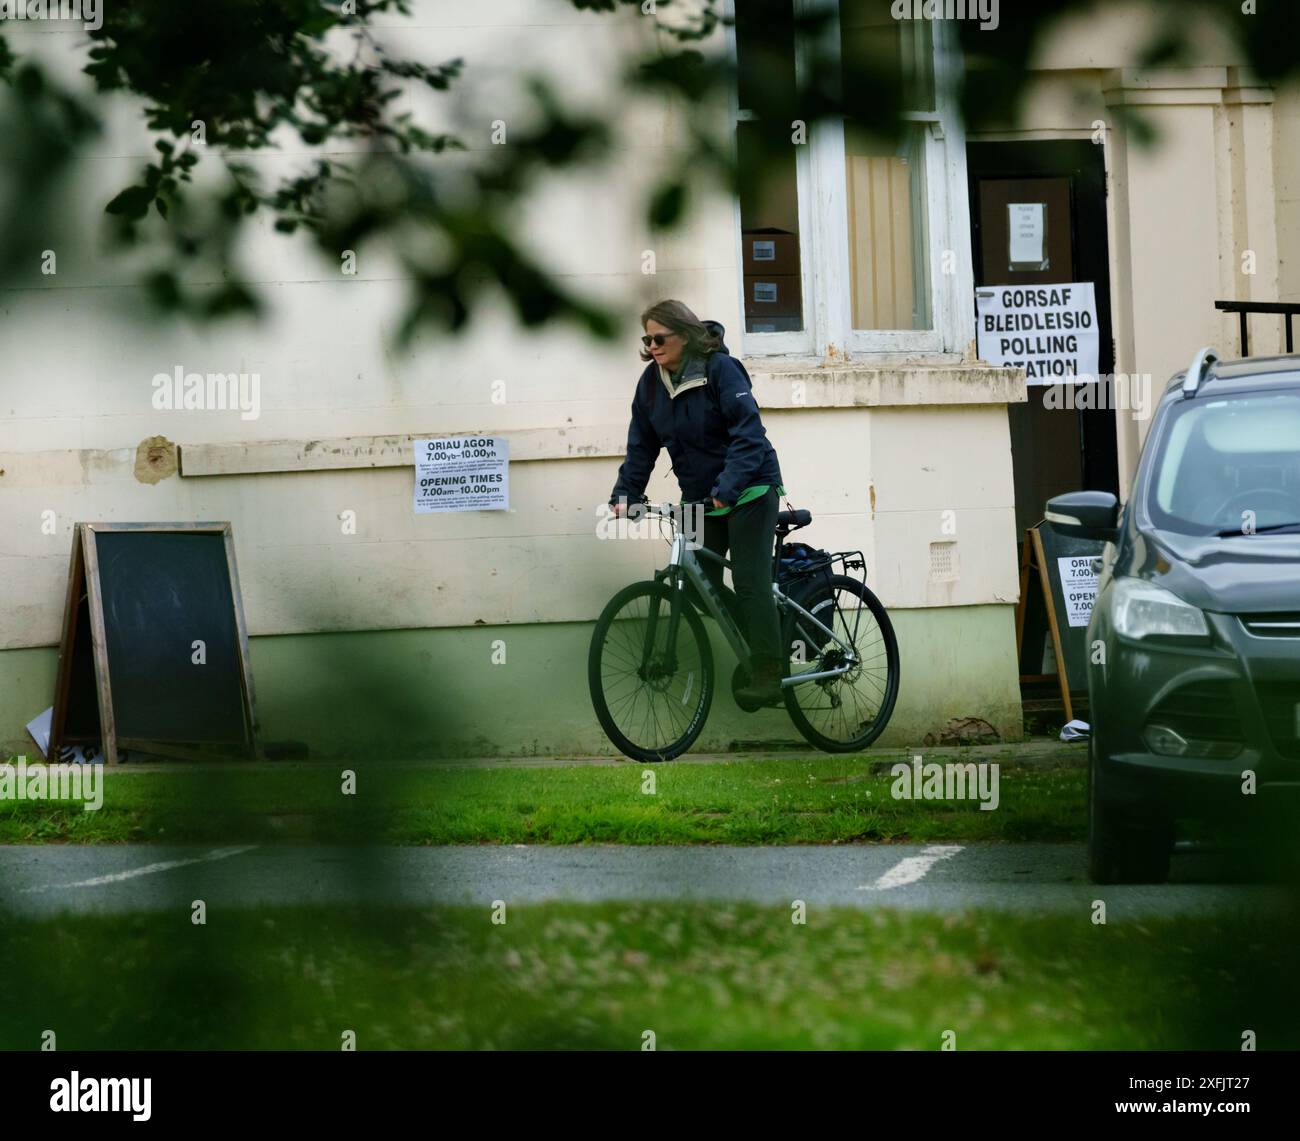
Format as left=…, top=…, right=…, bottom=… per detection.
left=1087, top=736, right=1173, bottom=884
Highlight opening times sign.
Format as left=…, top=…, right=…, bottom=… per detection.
left=414, top=437, right=508, bottom=513
left=1056, top=554, right=1099, bottom=628
left=976, top=282, right=1100, bottom=384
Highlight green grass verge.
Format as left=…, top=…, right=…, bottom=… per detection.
left=1, top=900, right=1294, bottom=1049
left=0, top=756, right=1084, bottom=845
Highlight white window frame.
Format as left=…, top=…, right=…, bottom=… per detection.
left=728, top=1, right=975, bottom=361
left=727, top=7, right=816, bottom=357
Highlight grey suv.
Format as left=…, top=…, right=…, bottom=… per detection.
left=1047, top=349, right=1300, bottom=883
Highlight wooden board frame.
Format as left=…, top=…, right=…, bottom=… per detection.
left=48, top=522, right=259, bottom=765
left=48, top=523, right=89, bottom=758
left=1014, top=525, right=1075, bottom=723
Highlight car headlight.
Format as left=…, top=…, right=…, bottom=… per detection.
left=1111, top=577, right=1209, bottom=639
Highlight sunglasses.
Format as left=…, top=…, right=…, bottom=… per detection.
left=641, top=332, right=678, bottom=348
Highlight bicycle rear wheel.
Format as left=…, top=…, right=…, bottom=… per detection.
left=588, top=580, right=714, bottom=761
left=781, top=574, right=899, bottom=753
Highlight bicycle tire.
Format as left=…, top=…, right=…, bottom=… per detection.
left=781, top=574, right=899, bottom=753
left=588, top=579, right=714, bottom=762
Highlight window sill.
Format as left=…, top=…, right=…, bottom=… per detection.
left=748, top=361, right=1027, bottom=408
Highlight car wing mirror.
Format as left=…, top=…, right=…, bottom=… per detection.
left=1045, top=490, right=1120, bottom=543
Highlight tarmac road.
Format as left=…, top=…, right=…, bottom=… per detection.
left=0, top=841, right=1288, bottom=919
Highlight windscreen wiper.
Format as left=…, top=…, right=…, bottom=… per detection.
left=1215, top=521, right=1300, bottom=536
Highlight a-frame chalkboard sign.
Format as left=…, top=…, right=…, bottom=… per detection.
left=1015, top=522, right=1106, bottom=723
left=49, top=523, right=258, bottom=765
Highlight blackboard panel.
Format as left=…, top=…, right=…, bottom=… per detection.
left=63, top=594, right=102, bottom=743
left=95, top=530, right=248, bottom=744
left=1038, top=522, right=1106, bottom=694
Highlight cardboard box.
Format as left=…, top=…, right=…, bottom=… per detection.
left=743, top=274, right=801, bottom=318
left=742, top=228, right=800, bottom=276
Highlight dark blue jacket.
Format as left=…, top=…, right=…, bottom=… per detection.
left=609, top=321, right=783, bottom=507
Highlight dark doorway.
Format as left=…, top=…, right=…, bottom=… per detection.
left=967, top=141, right=1120, bottom=538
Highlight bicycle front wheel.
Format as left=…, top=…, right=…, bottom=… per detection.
left=588, top=580, right=714, bottom=762
left=781, top=574, right=899, bottom=753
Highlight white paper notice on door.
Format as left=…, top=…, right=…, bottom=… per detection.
left=414, top=437, right=509, bottom=513
left=1008, top=202, right=1046, bottom=267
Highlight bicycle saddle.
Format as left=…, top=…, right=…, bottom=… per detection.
left=776, top=509, right=812, bottom=528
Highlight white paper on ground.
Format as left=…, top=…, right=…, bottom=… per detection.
left=1059, top=719, right=1091, bottom=742
left=25, top=705, right=104, bottom=764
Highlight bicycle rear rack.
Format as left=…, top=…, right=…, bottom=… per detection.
left=832, top=549, right=868, bottom=589
left=777, top=548, right=868, bottom=593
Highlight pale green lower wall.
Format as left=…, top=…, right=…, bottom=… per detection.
left=0, top=605, right=1023, bottom=759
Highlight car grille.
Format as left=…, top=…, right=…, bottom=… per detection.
left=1241, top=613, right=1300, bottom=637
left=1255, top=683, right=1300, bottom=759
left=1147, top=680, right=1243, bottom=746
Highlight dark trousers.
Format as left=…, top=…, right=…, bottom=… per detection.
left=685, top=486, right=782, bottom=664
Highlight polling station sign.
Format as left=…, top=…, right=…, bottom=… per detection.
left=976, top=282, right=1100, bottom=384
left=414, top=437, right=508, bottom=513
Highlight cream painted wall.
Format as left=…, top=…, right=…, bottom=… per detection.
left=0, top=377, right=1021, bottom=648
left=0, top=0, right=1025, bottom=659
left=1272, top=83, right=1300, bottom=306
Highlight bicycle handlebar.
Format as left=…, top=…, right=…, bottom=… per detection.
left=611, top=500, right=701, bottom=523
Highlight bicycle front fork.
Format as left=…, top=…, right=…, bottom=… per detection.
left=642, top=570, right=687, bottom=677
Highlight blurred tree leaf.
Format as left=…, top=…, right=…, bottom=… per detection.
left=2, top=0, right=1300, bottom=341
left=105, top=185, right=155, bottom=220
left=649, top=180, right=688, bottom=230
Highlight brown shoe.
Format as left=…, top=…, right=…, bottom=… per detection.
left=734, top=654, right=784, bottom=708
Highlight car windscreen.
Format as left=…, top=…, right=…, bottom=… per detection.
left=1146, top=388, right=1300, bottom=536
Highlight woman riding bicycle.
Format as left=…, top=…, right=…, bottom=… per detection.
left=607, top=299, right=787, bottom=708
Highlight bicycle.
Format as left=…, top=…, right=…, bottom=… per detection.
left=588, top=501, right=900, bottom=761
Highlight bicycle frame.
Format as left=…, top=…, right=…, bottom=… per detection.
left=639, top=509, right=859, bottom=689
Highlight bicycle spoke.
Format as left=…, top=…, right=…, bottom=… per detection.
left=593, top=591, right=709, bottom=754
left=786, top=583, right=896, bottom=746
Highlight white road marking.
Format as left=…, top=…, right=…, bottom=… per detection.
left=860, top=844, right=963, bottom=891
left=20, top=845, right=258, bottom=894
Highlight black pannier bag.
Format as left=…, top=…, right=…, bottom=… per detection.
left=777, top=541, right=834, bottom=603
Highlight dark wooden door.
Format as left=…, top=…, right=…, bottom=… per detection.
left=967, top=141, right=1119, bottom=538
